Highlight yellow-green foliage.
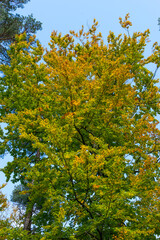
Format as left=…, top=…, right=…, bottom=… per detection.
left=1, top=15, right=160, bottom=239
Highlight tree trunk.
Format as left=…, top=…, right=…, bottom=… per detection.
left=23, top=206, right=33, bottom=232
left=23, top=149, right=40, bottom=232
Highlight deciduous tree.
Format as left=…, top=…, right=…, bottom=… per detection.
left=1, top=14, right=160, bottom=239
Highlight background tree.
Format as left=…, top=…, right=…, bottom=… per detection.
left=0, top=33, right=57, bottom=236
left=1, top=15, right=160, bottom=239
left=0, top=184, right=23, bottom=240
left=0, top=184, right=43, bottom=239
left=0, top=0, right=41, bottom=228
left=0, top=184, right=9, bottom=230
left=0, top=0, right=42, bottom=64
left=0, top=3, right=42, bottom=227
left=11, top=183, right=56, bottom=235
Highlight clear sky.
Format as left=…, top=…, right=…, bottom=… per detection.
left=21, top=0, right=160, bottom=49
left=1, top=0, right=160, bottom=200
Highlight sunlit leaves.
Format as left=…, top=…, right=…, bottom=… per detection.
left=1, top=15, right=160, bottom=239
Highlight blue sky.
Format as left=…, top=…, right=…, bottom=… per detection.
left=18, top=0, right=160, bottom=52
left=1, top=0, right=160, bottom=200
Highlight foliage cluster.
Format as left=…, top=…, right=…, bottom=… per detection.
left=0, top=0, right=42, bottom=64
left=1, top=15, right=160, bottom=239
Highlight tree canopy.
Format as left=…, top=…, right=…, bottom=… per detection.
left=0, top=0, right=42, bottom=64
left=1, top=15, right=160, bottom=239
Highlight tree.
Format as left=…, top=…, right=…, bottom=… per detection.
left=1, top=14, right=160, bottom=239
left=0, top=184, right=23, bottom=240
left=0, top=0, right=42, bottom=64
left=0, top=185, right=42, bottom=239
left=0, top=185, right=10, bottom=240
left=0, top=184, right=9, bottom=226
left=158, top=17, right=160, bottom=30
left=11, top=183, right=55, bottom=235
